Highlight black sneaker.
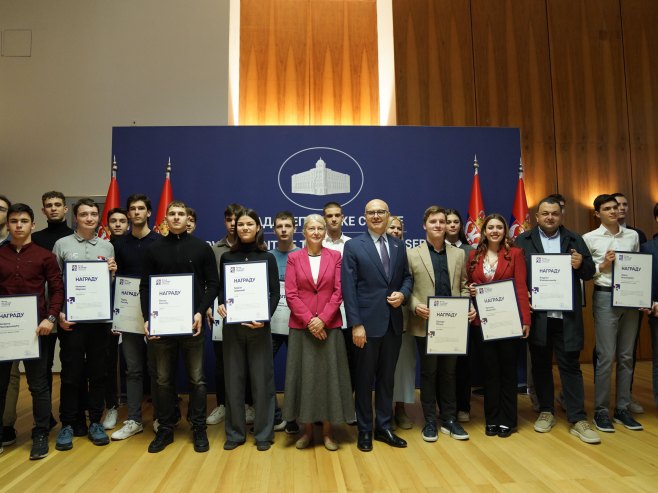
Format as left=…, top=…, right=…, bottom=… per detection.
left=613, top=409, right=643, bottom=431
left=148, top=428, right=174, bottom=453
left=1, top=426, right=16, bottom=446
left=193, top=427, right=209, bottom=453
left=441, top=420, right=470, bottom=440
left=284, top=420, right=300, bottom=435
left=256, top=441, right=271, bottom=451
left=593, top=412, right=615, bottom=433
left=421, top=421, right=438, bottom=442
left=30, top=434, right=49, bottom=460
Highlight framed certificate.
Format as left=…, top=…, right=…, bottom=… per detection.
left=223, top=261, right=270, bottom=324
left=269, top=281, right=290, bottom=335
left=530, top=254, right=573, bottom=311
left=211, top=297, right=224, bottom=341
left=425, top=297, right=470, bottom=355
left=112, top=276, right=145, bottom=334
left=0, top=295, right=40, bottom=362
left=612, top=252, right=653, bottom=309
left=64, top=260, right=112, bottom=322
left=149, top=274, right=194, bottom=336
left=474, top=279, right=523, bottom=341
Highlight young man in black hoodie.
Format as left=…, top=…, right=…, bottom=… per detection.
left=140, top=200, right=219, bottom=453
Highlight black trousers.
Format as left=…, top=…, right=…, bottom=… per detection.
left=415, top=336, right=457, bottom=423
left=354, top=325, right=401, bottom=432
left=59, top=323, right=110, bottom=425
left=480, top=335, right=519, bottom=429
left=529, top=317, right=586, bottom=423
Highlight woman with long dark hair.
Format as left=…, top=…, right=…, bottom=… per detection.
left=467, top=213, right=530, bottom=437
left=217, top=208, right=280, bottom=451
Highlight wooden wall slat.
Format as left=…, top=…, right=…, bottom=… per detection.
left=392, top=0, right=476, bottom=126
left=309, top=0, right=379, bottom=125
left=470, top=0, right=557, bottom=207
left=547, top=0, right=632, bottom=232
left=621, top=0, right=658, bottom=239
left=620, top=0, right=658, bottom=360
left=240, top=0, right=310, bottom=124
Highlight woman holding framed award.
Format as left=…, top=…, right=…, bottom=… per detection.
left=282, top=214, right=354, bottom=451
left=467, top=214, right=531, bottom=438
left=217, top=208, right=280, bottom=452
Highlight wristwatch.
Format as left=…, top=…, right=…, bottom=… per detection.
left=47, top=315, right=57, bottom=323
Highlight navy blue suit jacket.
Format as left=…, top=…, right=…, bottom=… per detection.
left=341, top=232, right=413, bottom=337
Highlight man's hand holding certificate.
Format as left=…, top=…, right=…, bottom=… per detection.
left=64, top=260, right=112, bottom=323
left=612, top=252, right=653, bottom=309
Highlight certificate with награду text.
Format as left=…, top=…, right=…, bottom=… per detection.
left=224, top=261, right=270, bottom=325
left=425, top=296, right=470, bottom=355
left=474, top=280, right=523, bottom=341
left=64, top=260, right=112, bottom=322
left=612, top=252, right=653, bottom=309
left=530, top=254, right=573, bottom=311
left=148, top=274, right=194, bottom=336
left=0, top=295, right=40, bottom=362
left=112, top=276, right=144, bottom=334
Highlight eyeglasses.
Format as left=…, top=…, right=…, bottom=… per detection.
left=365, top=210, right=388, bottom=217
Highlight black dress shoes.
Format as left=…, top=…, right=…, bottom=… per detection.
left=357, top=431, right=372, bottom=452
left=374, top=429, right=407, bottom=448
left=485, top=425, right=499, bottom=436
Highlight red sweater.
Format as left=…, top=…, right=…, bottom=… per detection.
left=0, top=242, right=64, bottom=320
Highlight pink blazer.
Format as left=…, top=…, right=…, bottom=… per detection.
left=285, top=247, right=343, bottom=329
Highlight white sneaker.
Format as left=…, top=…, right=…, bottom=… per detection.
left=111, top=420, right=144, bottom=440
left=102, top=407, right=118, bottom=430
left=245, top=405, right=255, bottom=425
left=153, top=419, right=160, bottom=433
left=206, top=405, right=226, bottom=425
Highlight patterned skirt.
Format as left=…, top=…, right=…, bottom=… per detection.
left=282, top=328, right=355, bottom=424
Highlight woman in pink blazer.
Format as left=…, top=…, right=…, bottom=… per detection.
left=467, top=213, right=531, bottom=438
left=283, top=214, right=354, bottom=451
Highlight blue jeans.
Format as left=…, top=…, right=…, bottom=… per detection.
left=150, top=335, right=206, bottom=429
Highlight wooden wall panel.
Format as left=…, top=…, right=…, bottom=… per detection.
left=471, top=0, right=557, bottom=207
left=309, top=0, right=379, bottom=124
left=547, top=0, right=632, bottom=234
left=621, top=0, right=658, bottom=239
left=392, top=0, right=476, bottom=126
left=620, top=0, right=658, bottom=360
left=240, top=0, right=310, bottom=124
left=239, top=0, right=378, bottom=125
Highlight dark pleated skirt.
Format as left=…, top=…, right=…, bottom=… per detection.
left=282, top=328, right=355, bottom=424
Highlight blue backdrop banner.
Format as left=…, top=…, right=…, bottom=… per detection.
left=112, top=125, right=522, bottom=390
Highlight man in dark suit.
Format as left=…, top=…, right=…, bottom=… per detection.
left=341, top=199, right=413, bottom=452
left=640, top=202, right=658, bottom=408
left=515, top=195, right=600, bottom=444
